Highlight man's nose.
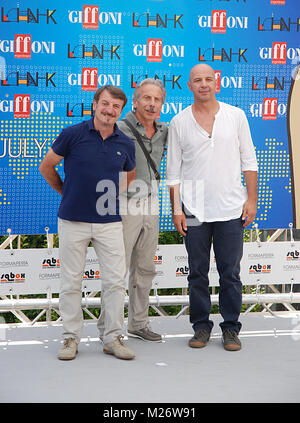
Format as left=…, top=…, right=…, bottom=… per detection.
left=149, top=97, right=156, bottom=107
left=105, top=104, right=114, bottom=114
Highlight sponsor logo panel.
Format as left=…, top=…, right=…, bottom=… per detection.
left=1, top=272, right=26, bottom=283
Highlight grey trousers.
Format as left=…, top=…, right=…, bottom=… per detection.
left=120, top=195, right=159, bottom=331
left=58, top=218, right=126, bottom=344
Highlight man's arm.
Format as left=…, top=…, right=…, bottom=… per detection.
left=39, top=148, right=64, bottom=195
left=119, top=168, right=136, bottom=193
left=237, top=110, right=258, bottom=227
left=169, top=184, right=187, bottom=236
left=166, top=118, right=186, bottom=235
left=242, top=170, right=258, bottom=227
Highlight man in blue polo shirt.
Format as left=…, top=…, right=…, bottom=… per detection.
left=39, top=85, right=136, bottom=360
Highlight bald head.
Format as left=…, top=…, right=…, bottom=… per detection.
left=187, top=64, right=217, bottom=105
left=189, top=64, right=215, bottom=82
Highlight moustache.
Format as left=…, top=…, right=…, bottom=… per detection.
left=102, top=111, right=115, bottom=117
left=145, top=107, right=156, bottom=113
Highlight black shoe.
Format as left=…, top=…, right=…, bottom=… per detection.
left=189, top=329, right=210, bottom=348
left=222, top=329, right=242, bottom=351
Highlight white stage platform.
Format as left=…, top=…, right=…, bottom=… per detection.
left=0, top=312, right=300, bottom=404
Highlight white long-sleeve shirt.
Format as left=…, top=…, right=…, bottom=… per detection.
left=166, top=102, right=258, bottom=222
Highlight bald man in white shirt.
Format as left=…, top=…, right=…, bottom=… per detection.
left=167, top=64, right=258, bottom=351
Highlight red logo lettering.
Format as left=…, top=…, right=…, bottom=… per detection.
left=147, top=39, right=162, bottom=62
left=14, top=94, right=30, bottom=118
left=14, top=34, right=31, bottom=59
left=272, top=42, right=287, bottom=64
left=214, top=70, right=221, bottom=93
left=82, top=68, right=98, bottom=91
left=263, top=98, right=278, bottom=120
left=211, top=10, right=227, bottom=33
left=83, top=5, right=99, bottom=29
left=271, top=0, right=285, bottom=4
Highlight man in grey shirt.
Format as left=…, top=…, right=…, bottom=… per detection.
left=118, top=78, right=168, bottom=342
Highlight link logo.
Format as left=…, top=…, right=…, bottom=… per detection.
left=198, top=47, right=247, bottom=63
left=251, top=76, right=289, bottom=91
left=66, top=102, right=93, bottom=117
left=1, top=7, right=57, bottom=24
left=2, top=71, right=56, bottom=88
left=132, top=12, right=183, bottom=29
left=68, top=43, right=120, bottom=60
left=1, top=71, right=56, bottom=87
left=271, top=0, right=285, bottom=3
left=258, top=16, right=299, bottom=32
left=131, top=73, right=182, bottom=89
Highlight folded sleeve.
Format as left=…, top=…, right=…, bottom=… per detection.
left=51, top=127, right=73, bottom=158
left=238, top=110, right=258, bottom=172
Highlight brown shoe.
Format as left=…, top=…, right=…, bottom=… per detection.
left=189, top=329, right=210, bottom=348
left=222, top=330, right=242, bottom=351
left=128, top=327, right=162, bottom=342
left=103, top=336, right=135, bottom=360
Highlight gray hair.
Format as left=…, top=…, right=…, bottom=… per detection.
left=133, top=78, right=167, bottom=103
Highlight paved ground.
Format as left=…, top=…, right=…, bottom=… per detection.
left=0, top=312, right=300, bottom=404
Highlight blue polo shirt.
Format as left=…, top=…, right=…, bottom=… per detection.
left=51, top=118, right=135, bottom=223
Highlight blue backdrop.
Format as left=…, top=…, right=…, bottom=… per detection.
left=0, top=0, right=298, bottom=234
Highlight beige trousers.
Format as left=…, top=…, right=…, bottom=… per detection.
left=58, top=218, right=126, bottom=344
left=120, top=195, right=159, bottom=331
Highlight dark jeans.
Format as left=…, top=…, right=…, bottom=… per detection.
left=184, top=215, right=244, bottom=334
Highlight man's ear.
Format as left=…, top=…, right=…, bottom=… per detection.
left=132, top=97, right=137, bottom=111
